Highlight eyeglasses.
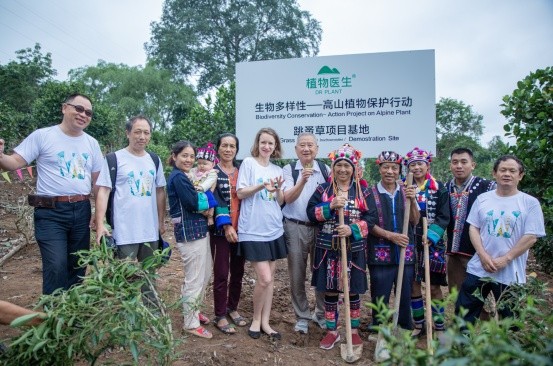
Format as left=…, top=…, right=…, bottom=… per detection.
left=65, top=103, right=93, bottom=117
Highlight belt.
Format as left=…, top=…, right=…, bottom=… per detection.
left=54, top=194, right=90, bottom=203
left=285, top=217, right=316, bottom=227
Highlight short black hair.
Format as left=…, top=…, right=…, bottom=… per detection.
left=125, top=115, right=152, bottom=133
left=64, top=93, right=92, bottom=105
left=450, top=147, right=474, bottom=160
left=493, top=154, right=525, bottom=174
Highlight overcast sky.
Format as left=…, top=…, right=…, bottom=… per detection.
left=1, top=0, right=551, bottom=144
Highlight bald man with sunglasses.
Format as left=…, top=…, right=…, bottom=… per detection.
left=0, top=93, right=103, bottom=295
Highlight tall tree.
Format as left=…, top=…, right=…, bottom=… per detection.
left=0, top=44, right=57, bottom=148
left=430, top=98, right=491, bottom=181
left=170, top=82, right=235, bottom=146
left=435, top=97, right=484, bottom=140
left=146, top=0, right=322, bottom=93
left=502, top=66, right=553, bottom=273
left=0, top=44, right=56, bottom=115
left=69, top=61, right=196, bottom=134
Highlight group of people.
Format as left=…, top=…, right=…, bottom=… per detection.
left=0, top=93, right=545, bottom=354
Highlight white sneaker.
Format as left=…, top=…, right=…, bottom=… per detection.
left=294, top=319, right=309, bottom=334
left=312, top=313, right=327, bottom=329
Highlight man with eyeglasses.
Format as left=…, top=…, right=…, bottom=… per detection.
left=0, top=93, right=103, bottom=295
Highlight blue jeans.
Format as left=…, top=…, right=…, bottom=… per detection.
left=455, top=272, right=513, bottom=324
left=369, top=264, right=415, bottom=330
left=34, top=200, right=91, bottom=295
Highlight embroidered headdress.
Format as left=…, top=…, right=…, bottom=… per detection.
left=404, top=147, right=438, bottom=190
left=375, top=151, right=403, bottom=165
left=403, top=147, right=433, bottom=166
left=328, top=143, right=362, bottom=169
left=196, top=142, right=217, bottom=162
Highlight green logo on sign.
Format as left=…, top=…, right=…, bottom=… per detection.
left=317, top=66, right=340, bottom=75
left=307, top=66, right=355, bottom=94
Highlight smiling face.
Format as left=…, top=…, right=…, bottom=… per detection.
left=126, top=118, right=151, bottom=153
left=61, top=95, right=93, bottom=134
left=257, top=133, right=276, bottom=159
left=333, top=160, right=354, bottom=185
left=295, top=135, right=318, bottom=166
left=408, top=160, right=429, bottom=182
left=173, top=146, right=195, bottom=173
left=493, top=158, right=524, bottom=190
left=379, top=162, right=401, bottom=185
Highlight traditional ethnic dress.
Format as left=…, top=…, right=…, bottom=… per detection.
left=307, top=182, right=370, bottom=294
left=307, top=181, right=370, bottom=332
left=446, top=176, right=496, bottom=256
left=413, top=176, right=450, bottom=285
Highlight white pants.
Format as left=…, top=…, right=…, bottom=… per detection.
left=176, top=235, right=213, bottom=329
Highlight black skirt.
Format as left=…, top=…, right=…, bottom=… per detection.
left=237, top=235, right=287, bottom=262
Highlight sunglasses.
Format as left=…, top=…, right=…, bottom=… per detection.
left=66, top=103, right=93, bottom=117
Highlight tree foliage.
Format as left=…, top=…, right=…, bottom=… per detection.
left=0, top=44, right=56, bottom=116
left=0, top=44, right=57, bottom=149
left=170, top=82, right=235, bottom=146
left=502, top=66, right=553, bottom=273
left=436, top=97, right=484, bottom=140
left=1, top=243, right=177, bottom=365
left=69, top=61, right=196, bottom=134
left=430, top=98, right=502, bottom=182
left=146, top=0, right=322, bottom=93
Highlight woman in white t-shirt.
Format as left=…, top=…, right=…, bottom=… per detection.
left=236, top=127, right=287, bottom=340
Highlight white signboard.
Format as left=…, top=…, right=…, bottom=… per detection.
left=236, top=50, right=435, bottom=159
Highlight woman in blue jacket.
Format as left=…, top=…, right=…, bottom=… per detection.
left=167, top=140, right=217, bottom=339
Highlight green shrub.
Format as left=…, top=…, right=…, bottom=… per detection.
left=1, top=242, right=177, bottom=366
left=368, top=277, right=553, bottom=365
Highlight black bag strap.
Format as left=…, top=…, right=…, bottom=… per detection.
left=291, top=159, right=329, bottom=184
left=105, top=151, right=160, bottom=227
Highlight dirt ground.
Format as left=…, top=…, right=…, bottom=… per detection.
left=1, top=177, right=551, bottom=365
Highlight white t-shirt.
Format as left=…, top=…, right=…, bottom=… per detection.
left=282, top=160, right=329, bottom=221
left=96, top=149, right=167, bottom=245
left=14, top=126, right=103, bottom=196
left=466, top=190, right=546, bottom=285
left=237, top=157, right=285, bottom=242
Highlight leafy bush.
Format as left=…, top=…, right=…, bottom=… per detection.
left=368, top=277, right=553, bottom=365
left=1, top=242, right=177, bottom=366
left=502, top=66, right=553, bottom=274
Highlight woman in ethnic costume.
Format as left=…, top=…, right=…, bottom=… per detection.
left=307, top=143, right=371, bottom=350
left=404, top=147, right=450, bottom=338
left=210, top=133, right=247, bottom=334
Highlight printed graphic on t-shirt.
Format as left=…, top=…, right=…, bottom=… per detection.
left=57, top=151, right=89, bottom=179
left=257, top=177, right=276, bottom=201
left=127, top=169, right=155, bottom=197
left=485, top=209, right=521, bottom=238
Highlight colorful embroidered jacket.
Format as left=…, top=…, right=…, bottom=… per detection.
left=306, top=182, right=371, bottom=253
left=445, top=176, right=496, bottom=256
left=414, top=179, right=450, bottom=273
left=167, top=167, right=217, bottom=243
left=366, top=183, right=416, bottom=266
left=213, top=164, right=240, bottom=236
left=414, top=180, right=449, bottom=244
